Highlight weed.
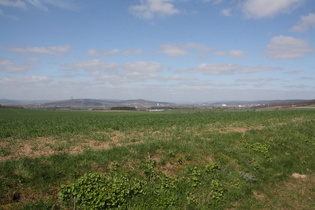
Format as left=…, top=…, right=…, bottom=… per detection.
left=59, top=172, right=146, bottom=209
left=240, top=172, right=257, bottom=182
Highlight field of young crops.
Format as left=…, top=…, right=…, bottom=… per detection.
left=0, top=108, right=314, bottom=209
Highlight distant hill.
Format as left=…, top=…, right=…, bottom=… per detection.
left=0, top=99, right=55, bottom=106
left=1, top=98, right=314, bottom=110
left=0, top=99, right=24, bottom=105
left=0, top=104, right=25, bottom=109
left=39, top=98, right=175, bottom=110
left=210, top=99, right=312, bottom=106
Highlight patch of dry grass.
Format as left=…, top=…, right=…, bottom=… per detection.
left=250, top=173, right=315, bottom=209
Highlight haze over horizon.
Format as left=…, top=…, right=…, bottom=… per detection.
left=1, top=0, right=315, bottom=103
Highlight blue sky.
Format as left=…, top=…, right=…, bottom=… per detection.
left=1, top=0, right=314, bottom=103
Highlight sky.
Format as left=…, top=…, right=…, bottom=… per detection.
left=0, top=0, right=315, bottom=103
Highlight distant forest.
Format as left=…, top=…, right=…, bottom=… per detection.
left=111, top=106, right=136, bottom=110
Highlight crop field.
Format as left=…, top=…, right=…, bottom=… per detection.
left=0, top=108, right=314, bottom=209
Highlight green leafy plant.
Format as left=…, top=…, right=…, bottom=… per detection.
left=209, top=179, right=225, bottom=204
left=205, top=162, right=220, bottom=173
left=141, top=157, right=157, bottom=181
left=188, top=166, right=201, bottom=187
left=243, top=140, right=272, bottom=162
left=58, top=172, right=145, bottom=209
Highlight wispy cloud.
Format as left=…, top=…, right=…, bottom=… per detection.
left=1, top=45, right=71, bottom=56
left=180, top=63, right=281, bottom=75
left=0, top=0, right=26, bottom=19
left=235, top=78, right=279, bottom=88
left=228, top=50, right=246, bottom=57
left=300, top=76, right=314, bottom=80
left=122, top=61, right=162, bottom=73
left=235, top=78, right=265, bottom=82
left=284, top=84, right=311, bottom=89
left=61, top=60, right=169, bottom=85
left=285, top=70, right=303, bottom=74
left=0, top=76, right=51, bottom=85
left=0, top=57, right=34, bottom=73
left=242, top=0, right=303, bottom=19
left=88, top=49, right=120, bottom=56
left=0, top=0, right=78, bottom=11
left=63, top=60, right=163, bottom=79
left=88, top=48, right=144, bottom=56
left=221, top=8, right=232, bottom=16
left=157, top=43, right=212, bottom=57
left=215, top=50, right=246, bottom=57
left=290, top=13, right=315, bottom=32
left=0, top=0, right=27, bottom=9
left=63, top=59, right=117, bottom=71
left=27, top=0, right=79, bottom=11
left=158, top=44, right=189, bottom=56
left=129, top=0, right=180, bottom=19
left=265, top=35, right=314, bottom=59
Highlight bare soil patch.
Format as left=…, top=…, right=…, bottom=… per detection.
left=0, top=131, right=130, bottom=161
left=207, top=122, right=265, bottom=134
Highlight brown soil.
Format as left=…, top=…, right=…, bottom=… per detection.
left=0, top=131, right=127, bottom=161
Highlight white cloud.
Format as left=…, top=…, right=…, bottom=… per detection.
left=122, top=61, right=162, bottom=73
left=221, top=8, right=232, bottom=16
left=63, top=59, right=118, bottom=71
left=88, top=62, right=163, bottom=85
left=214, top=50, right=246, bottom=57
left=285, top=70, right=302, bottom=74
left=123, top=49, right=144, bottom=55
left=29, top=0, right=78, bottom=11
left=158, top=43, right=212, bottom=57
left=61, top=60, right=165, bottom=85
left=228, top=50, right=245, bottom=57
left=214, top=51, right=224, bottom=56
left=266, top=35, right=314, bottom=59
left=0, top=0, right=26, bottom=8
left=0, top=0, right=25, bottom=19
left=0, top=57, right=34, bottom=72
left=88, top=49, right=120, bottom=56
left=181, top=63, right=280, bottom=75
left=0, top=57, right=12, bottom=65
left=88, top=48, right=144, bottom=56
left=1, top=45, right=71, bottom=56
left=290, top=13, right=315, bottom=32
left=63, top=60, right=163, bottom=82
left=242, top=0, right=303, bottom=19
left=157, top=74, right=197, bottom=82
left=129, top=0, right=180, bottom=19
left=300, top=76, right=314, bottom=80
left=158, top=44, right=188, bottom=56
left=202, top=0, right=223, bottom=4
left=0, top=76, right=51, bottom=85
left=185, top=43, right=212, bottom=51
left=284, top=84, right=311, bottom=89
left=0, top=0, right=78, bottom=13
left=235, top=78, right=264, bottom=82
left=27, top=57, right=38, bottom=62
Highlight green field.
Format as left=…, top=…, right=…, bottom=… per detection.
left=0, top=109, right=314, bottom=209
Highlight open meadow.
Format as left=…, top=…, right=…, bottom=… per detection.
left=0, top=108, right=314, bottom=209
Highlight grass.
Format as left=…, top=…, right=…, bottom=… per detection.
left=0, top=108, right=314, bottom=209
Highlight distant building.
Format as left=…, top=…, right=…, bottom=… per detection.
left=149, top=109, right=165, bottom=112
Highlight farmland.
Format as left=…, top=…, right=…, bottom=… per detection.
left=0, top=108, right=314, bottom=209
